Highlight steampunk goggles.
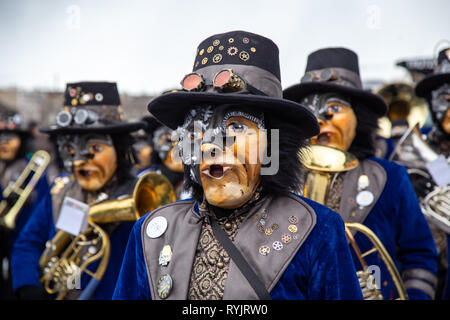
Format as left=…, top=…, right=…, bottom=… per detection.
left=56, top=108, right=100, bottom=127
left=180, top=69, right=264, bottom=95
left=301, top=69, right=340, bottom=83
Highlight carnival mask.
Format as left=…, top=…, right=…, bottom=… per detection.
left=0, top=133, right=21, bottom=162
left=57, top=134, right=117, bottom=191
left=153, top=126, right=184, bottom=173
left=133, top=139, right=153, bottom=170
left=176, top=105, right=267, bottom=209
left=431, top=84, right=450, bottom=134
left=301, top=93, right=357, bottom=151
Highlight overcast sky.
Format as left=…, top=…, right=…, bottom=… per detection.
left=0, top=0, right=449, bottom=95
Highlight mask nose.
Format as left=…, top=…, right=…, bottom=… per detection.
left=317, top=111, right=333, bottom=124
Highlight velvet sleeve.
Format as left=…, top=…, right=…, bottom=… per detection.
left=393, top=164, right=439, bottom=299
left=10, top=190, right=56, bottom=292
left=112, top=215, right=152, bottom=300
left=304, top=200, right=363, bottom=300
left=9, top=174, right=51, bottom=248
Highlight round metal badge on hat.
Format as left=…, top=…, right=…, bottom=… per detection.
left=356, top=190, right=374, bottom=207
left=146, top=216, right=168, bottom=238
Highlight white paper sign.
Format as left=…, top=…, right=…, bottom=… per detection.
left=426, top=155, right=450, bottom=187
left=55, top=197, right=89, bottom=236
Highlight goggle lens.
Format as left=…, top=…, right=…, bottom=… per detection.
left=213, top=70, right=232, bottom=88
left=181, top=73, right=204, bottom=91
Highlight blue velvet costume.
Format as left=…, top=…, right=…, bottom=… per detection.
left=10, top=174, right=135, bottom=300
left=112, top=196, right=364, bottom=300
left=348, top=157, right=438, bottom=300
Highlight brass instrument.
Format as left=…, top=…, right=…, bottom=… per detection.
left=389, top=124, right=450, bottom=235
left=376, top=82, right=428, bottom=139
left=0, top=150, right=51, bottom=229
left=301, top=145, right=408, bottom=300
left=39, top=171, right=176, bottom=300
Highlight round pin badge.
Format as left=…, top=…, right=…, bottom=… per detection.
left=356, top=190, right=374, bottom=207
left=259, top=245, right=270, bottom=256
left=146, top=216, right=168, bottom=238
left=157, top=274, right=173, bottom=299
left=272, top=241, right=283, bottom=251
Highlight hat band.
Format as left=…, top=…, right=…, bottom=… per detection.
left=195, top=64, right=282, bottom=98
left=301, top=67, right=362, bottom=89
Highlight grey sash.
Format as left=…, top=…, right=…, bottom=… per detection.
left=339, top=159, right=387, bottom=224
left=142, top=194, right=316, bottom=300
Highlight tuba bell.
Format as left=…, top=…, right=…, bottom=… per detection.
left=301, top=145, right=408, bottom=300
left=389, top=123, right=450, bottom=235
left=0, top=150, right=51, bottom=229
left=39, top=171, right=176, bottom=300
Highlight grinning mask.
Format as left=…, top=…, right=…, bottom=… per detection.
left=0, top=133, right=21, bottom=162
left=57, top=133, right=117, bottom=191
left=153, top=126, right=184, bottom=173
left=301, top=93, right=357, bottom=151
left=431, top=83, right=450, bottom=134
left=175, top=105, right=267, bottom=209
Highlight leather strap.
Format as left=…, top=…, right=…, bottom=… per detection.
left=209, top=217, right=272, bottom=300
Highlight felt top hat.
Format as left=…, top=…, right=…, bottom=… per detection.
left=283, top=47, right=387, bottom=117
left=415, top=48, right=450, bottom=98
left=147, top=30, right=319, bottom=138
left=0, top=108, right=29, bottom=137
left=41, top=81, right=147, bottom=134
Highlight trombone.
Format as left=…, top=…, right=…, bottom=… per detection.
left=0, top=150, right=51, bottom=229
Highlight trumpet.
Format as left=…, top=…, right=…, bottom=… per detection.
left=301, top=145, right=408, bottom=300
left=0, top=150, right=51, bottom=229
left=39, top=171, right=176, bottom=300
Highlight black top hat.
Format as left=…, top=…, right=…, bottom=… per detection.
left=415, top=48, right=450, bottom=98
left=147, top=30, right=319, bottom=138
left=41, top=81, right=146, bottom=135
left=0, top=109, right=29, bottom=137
left=283, top=47, right=387, bottom=117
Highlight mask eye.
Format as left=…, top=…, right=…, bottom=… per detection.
left=63, top=143, right=76, bottom=156
left=227, top=121, right=248, bottom=135
left=327, top=103, right=343, bottom=113
left=89, top=144, right=103, bottom=153
left=187, top=131, right=203, bottom=141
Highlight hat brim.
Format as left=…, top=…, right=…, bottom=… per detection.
left=283, top=82, right=387, bottom=117
left=147, top=91, right=320, bottom=138
left=39, top=121, right=147, bottom=135
left=142, top=116, right=165, bottom=133
left=415, top=73, right=450, bottom=98
left=0, top=128, right=30, bottom=137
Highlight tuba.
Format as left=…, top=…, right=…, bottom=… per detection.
left=301, top=145, right=408, bottom=300
left=0, top=150, right=51, bottom=229
left=39, top=171, right=176, bottom=300
left=389, top=124, right=450, bottom=235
